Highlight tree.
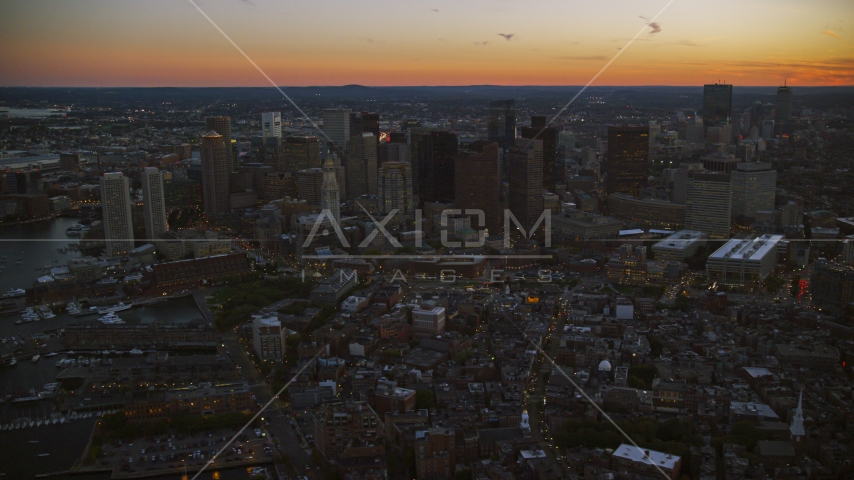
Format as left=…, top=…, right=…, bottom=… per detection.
left=415, top=389, right=437, bottom=410
left=628, top=364, right=656, bottom=389
left=790, top=275, right=801, bottom=297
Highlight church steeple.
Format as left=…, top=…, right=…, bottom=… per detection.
left=321, top=155, right=341, bottom=227
left=790, top=389, right=805, bottom=441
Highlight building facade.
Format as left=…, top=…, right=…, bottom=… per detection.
left=606, top=125, right=649, bottom=197
left=200, top=131, right=230, bottom=216
left=141, top=167, right=168, bottom=241
left=100, top=172, right=134, bottom=257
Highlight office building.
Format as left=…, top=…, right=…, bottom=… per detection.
left=412, top=305, right=446, bottom=339
left=606, top=125, right=649, bottom=197
left=455, top=142, right=501, bottom=234
left=349, top=111, right=380, bottom=140
left=521, top=116, right=556, bottom=193
left=507, top=139, right=544, bottom=233
left=810, top=259, right=854, bottom=315
left=607, top=193, right=686, bottom=230
left=345, top=133, right=378, bottom=199
left=378, top=161, right=414, bottom=217
left=415, top=428, right=457, bottom=480
left=407, top=126, right=437, bottom=197
left=702, top=153, right=740, bottom=173
left=685, top=171, right=732, bottom=238
left=140, top=167, right=167, bottom=240
left=283, top=135, right=321, bottom=172
left=419, top=131, right=458, bottom=204
left=252, top=313, right=286, bottom=362
left=205, top=116, right=233, bottom=173
left=263, top=172, right=297, bottom=202
left=488, top=99, right=516, bottom=148
left=100, top=172, right=134, bottom=257
left=322, top=108, right=351, bottom=150
left=379, top=141, right=408, bottom=164
left=321, top=156, right=341, bottom=226
left=776, top=85, right=794, bottom=122
left=731, top=162, right=777, bottom=221
left=706, top=234, right=783, bottom=285
left=652, top=230, right=709, bottom=261
left=552, top=211, right=624, bottom=242
left=703, top=83, right=733, bottom=127
left=261, top=111, right=282, bottom=139
left=297, top=168, right=324, bottom=206
left=200, top=131, right=231, bottom=216
left=672, top=163, right=704, bottom=204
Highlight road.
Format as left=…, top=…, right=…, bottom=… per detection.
left=222, top=330, right=318, bottom=479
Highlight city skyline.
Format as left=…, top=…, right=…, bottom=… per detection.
left=1, top=0, right=852, bottom=87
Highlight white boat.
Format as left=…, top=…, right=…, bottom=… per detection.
left=97, top=302, right=132, bottom=314
left=37, top=453, right=49, bottom=457
left=129, top=348, right=143, bottom=355
left=31, top=355, right=40, bottom=363
left=7, top=359, right=15, bottom=367
left=98, top=312, right=124, bottom=324
left=38, top=306, right=55, bottom=320
left=44, top=352, right=58, bottom=357
left=2, top=288, right=26, bottom=299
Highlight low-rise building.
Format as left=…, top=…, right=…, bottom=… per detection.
left=706, top=234, right=783, bottom=286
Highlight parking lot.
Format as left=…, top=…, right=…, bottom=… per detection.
left=93, top=428, right=275, bottom=474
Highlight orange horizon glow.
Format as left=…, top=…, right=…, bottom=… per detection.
left=1, top=0, right=852, bottom=88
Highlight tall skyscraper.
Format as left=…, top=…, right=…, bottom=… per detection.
left=201, top=131, right=230, bottom=216
left=507, top=139, right=544, bottom=233
left=776, top=85, right=794, bottom=122
left=672, top=162, right=704, bottom=204
left=455, top=142, right=500, bottom=234
left=488, top=100, right=516, bottom=148
left=141, top=167, right=167, bottom=240
left=349, top=112, right=380, bottom=142
left=407, top=126, right=437, bottom=198
left=284, top=135, right=321, bottom=171
left=205, top=116, right=233, bottom=173
left=321, top=156, right=341, bottom=226
left=100, top=172, right=133, bottom=257
left=606, top=125, right=649, bottom=197
left=730, top=162, right=777, bottom=221
left=685, top=171, right=732, bottom=238
left=345, top=133, right=378, bottom=200
left=261, top=111, right=282, bottom=139
left=703, top=84, right=733, bottom=127
left=521, top=116, right=557, bottom=194
left=297, top=168, right=324, bottom=206
left=419, top=131, right=458, bottom=204
left=322, top=108, right=351, bottom=150
left=378, top=162, right=414, bottom=217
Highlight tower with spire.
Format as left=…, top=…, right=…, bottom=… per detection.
left=321, top=155, right=341, bottom=227
left=789, top=390, right=805, bottom=450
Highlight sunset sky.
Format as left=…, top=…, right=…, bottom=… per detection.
left=1, top=0, right=852, bottom=87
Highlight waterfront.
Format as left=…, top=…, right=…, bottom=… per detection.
left=0, top=216, right=83, bottom=295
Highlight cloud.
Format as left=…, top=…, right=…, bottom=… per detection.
left=557, top=55, right=608, bottom=61
left=498, top=33, right=515, bottom=41
left=364, top=38, right=385, bottom=44
left=822, top=29, right=840, bottom=39
left=239, top=0, right=255, bottom=5
left=639, top=15, right=661, bottom=35
left=431, top=8, right=439, bottom=12
left=474, top=41, right=489, bottom=46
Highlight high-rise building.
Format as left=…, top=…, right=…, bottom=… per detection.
left=703, top=83, right=733, bottom=127
left=252, top=314, right=286, bottom=362
left=321, top=156, right=341, bottom=226
left=263, top=172, right=297, bottom=202
left=419, top=131, right=458, bottom=204
left=100, top=172, right=133, bottom=257
left=140, top=167, right=167, bottom=240
left=283, top=135, right=321, bottom=172
left=606, top=125, right=649, bottom=197
left=775, top=85, right=794, bottom=122
left=702, top=153, right=740, bottom=173
left=762, top=120, right=775, bottom=140
left=205, top=117, right=233, bottom=173
left=378, top=162, right=414, bottom=217
left=685, top=171, right=732, bottom=238
left=672, top=162, right=704, bottom=204
left=731, top=162, right=777, bottom=221
left=412, top=305, right=446, bottom=339
left=810, top=259, right=854, bottom=315
left=407, top=126, right=436, bottom=198
left=507, top=138, right=544, bottom=232
left=521, top=116, right=557, bottom=193
left=200, top=131, right=231, bottom=216
left=455, top=142, right=500, bottom=234
left=378, top=142, right=408, bottom=164
left=488, top=99, right=516, bottom=148
left=297, top=168, right=324, bottom=206
left=349, top=112, right=380, bottom=141
left=322, top=108, right=351, bottom=150
left=261, top=111, right=282, bottom=139
left=345, top=133, right=377, bottom=200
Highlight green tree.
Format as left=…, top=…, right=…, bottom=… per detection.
left=415, top=389, right=437, bottom=410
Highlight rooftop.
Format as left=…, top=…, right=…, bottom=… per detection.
left=613, top=444, right=680, bottom=469
left=708, top=234, right=784, bottom=261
